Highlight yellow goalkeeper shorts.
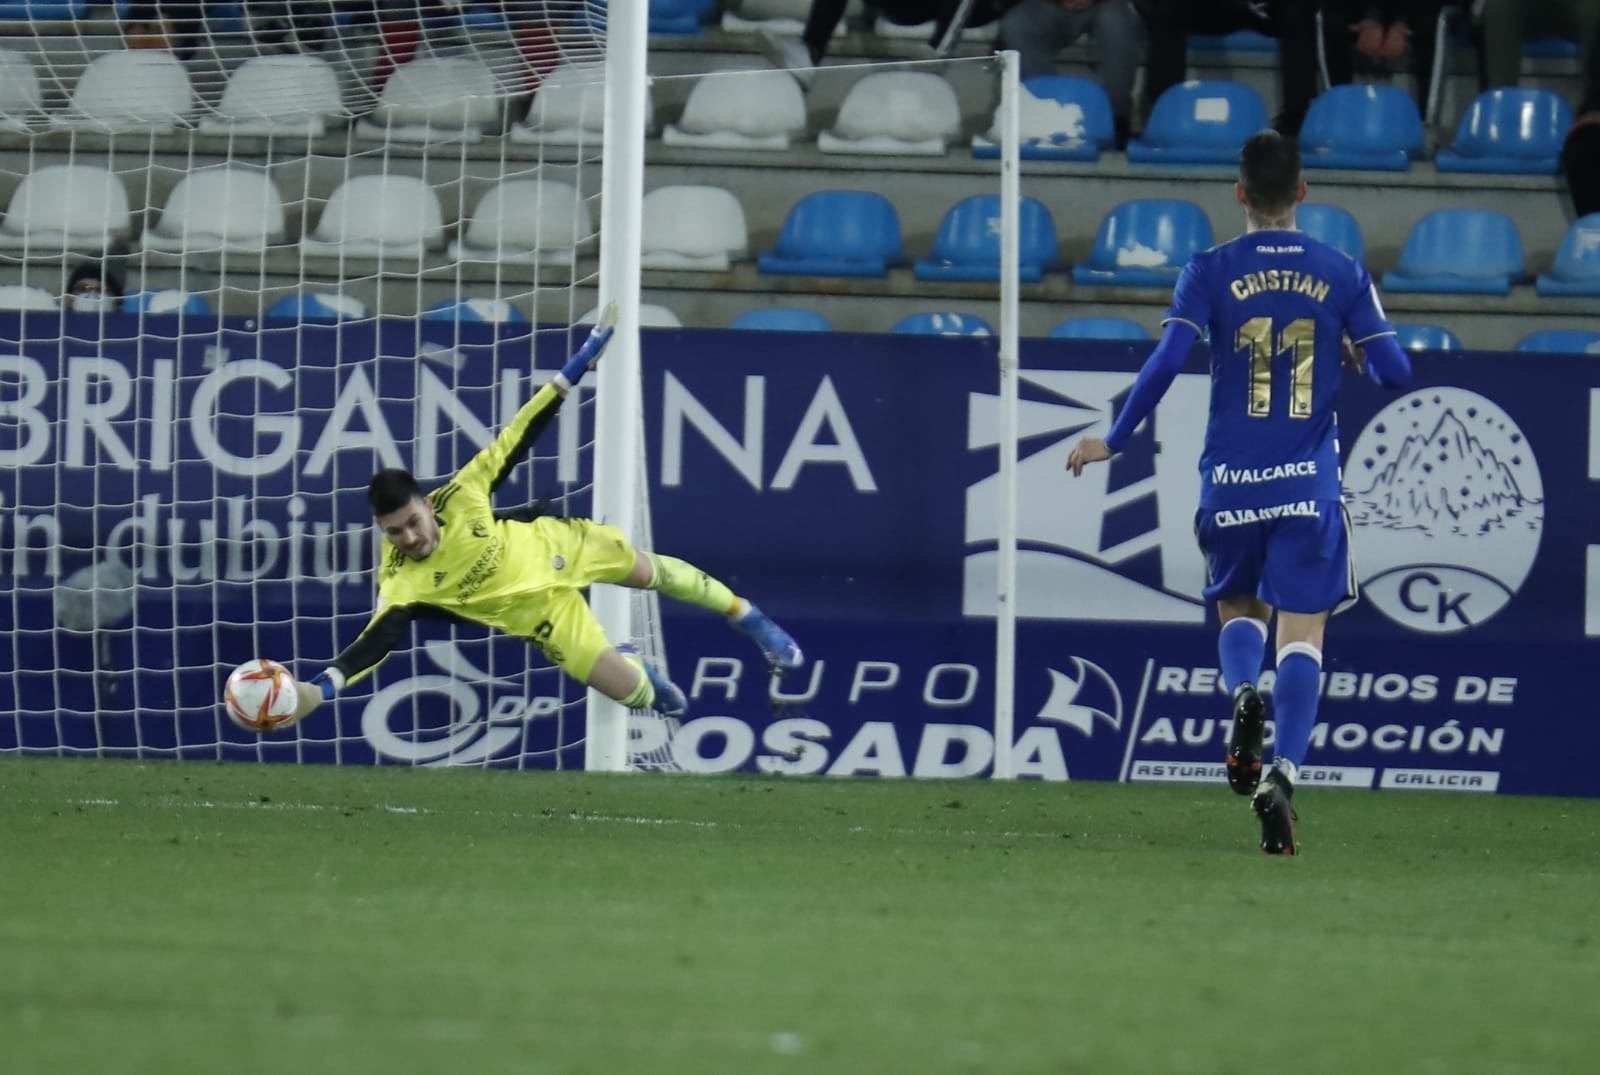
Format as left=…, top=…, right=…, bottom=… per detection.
left=518, top=517, right=638, bottom=682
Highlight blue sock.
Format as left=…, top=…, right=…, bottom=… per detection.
left=1218, top=617, right=1268, bottom=693
left=1272, top=643, right=1323, bottom=770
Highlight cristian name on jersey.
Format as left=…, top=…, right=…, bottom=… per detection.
left=1164, top=228, right=1395, bottom=511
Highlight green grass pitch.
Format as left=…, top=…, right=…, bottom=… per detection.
left=3, top=758, right=1596, bottom=1075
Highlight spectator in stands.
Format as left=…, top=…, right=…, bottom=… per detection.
left=1319, top=1, right=1457, bottom=119
left=759, top=0, right=1003, bottom=88
left=1562, top=20, right=1600, bottom=216
left=246, top=2, right=336, bottom=54
left=123, top=3, right=206, bottom=61
left=345, top=1, right=464, bottom=92
left=1480, top=0, right=1600, bottom=89
left=63, top=259, right=125, bottom=314
left=996, top=0, right=1142, bottom=147
left=1135, top=0, right=1325, bottom=134
left=1136, top=0, right=1274, bottom=119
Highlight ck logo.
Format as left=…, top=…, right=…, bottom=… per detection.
left=1346, top=389, right=1543, bottom=633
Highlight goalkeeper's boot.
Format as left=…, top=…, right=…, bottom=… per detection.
left=734, top=603, right=803, bottom=671
left=642, top=660, right=688, bottom=719
left=618, top=644, right=688, bottom=719
left=1225, top=682, right=1266, bottom=796
left=1252, top=766, right=1298, bottom=856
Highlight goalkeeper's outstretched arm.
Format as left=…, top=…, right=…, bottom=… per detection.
left=281, top=310, right=618, bottom=728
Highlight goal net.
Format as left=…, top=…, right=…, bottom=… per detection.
left=0, top=7, right=1025, bottom=774
left=0, top=1, right=678, bottom=769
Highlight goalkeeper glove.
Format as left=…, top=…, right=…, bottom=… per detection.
left=289, top=669, right=340, bottom=725
left=312, top=669, right=339, bottom=701
left=555, top=302, right=617, bottom=390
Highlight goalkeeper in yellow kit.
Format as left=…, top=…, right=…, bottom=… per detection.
left=278, top=314, right=803, bottom=726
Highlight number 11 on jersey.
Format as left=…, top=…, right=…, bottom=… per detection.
left=1238, top=316, right=1316, bottom=420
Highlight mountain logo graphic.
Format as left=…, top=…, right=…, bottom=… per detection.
left=1346, top=389, right=1543, bottom=633
left=1036, top=656, right=1123, bottom=737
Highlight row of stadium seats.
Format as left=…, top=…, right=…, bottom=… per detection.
left=1, top=280, right=1592, bottom=353
left=4, top=161, right=1594, bottom=296
left=990, top=79, right=1574, bottom=175
left=755, top=194, right=1596, bottom=296
left=0, top=44, right=1578, bottom=175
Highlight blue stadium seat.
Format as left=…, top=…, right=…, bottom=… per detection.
left=1435, top=88, right=1573, bottom=175
left=265, top=292, right=369, bottom=322
left=758, top=191, right=903, bottom=278
left=0, top=1, right=87, bottom=17
left=730, top=308, right=833, bottom=332
left=1298, top=85, right=1423, bottom=171
left=914, top=195, right=1059, bottom=283
left=1536, top=214, right=1600, bottom=297
left=1523, top=36, right=1580, bottom=59
left=122, top=290, right=211, bottom=316
left=973, top=76, right=1114, bottom=162
left=1391, top=323, right=1463, bottom=351
left=422, top=298, right=529, bottom=324
left=1514, top=329, right=1600, bottom=355
left=1382, top=209, right=1525, bottom=295
left=1126, top=81, right=1268, bottom=165
left=1188, top=30, right=1279, bottom=52
left=1071, top=199, right=1215, bottom=288
left=891, top=312, right=994, bottom=336
left=1296, top=203, right=1365, bottom=264
left=648, top=0, right=713, bottom=34
left=1049, top=317, right=1151, bottom=341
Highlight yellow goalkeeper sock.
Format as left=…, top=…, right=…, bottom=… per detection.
left=618, top=651, right=656, bottom=710
left=647, top=554, right=742, bottom=617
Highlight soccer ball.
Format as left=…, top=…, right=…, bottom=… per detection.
left=224, top=659, right=299, bottom=732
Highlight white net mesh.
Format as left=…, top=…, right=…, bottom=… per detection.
left=0, top=3, right=679, bottom=769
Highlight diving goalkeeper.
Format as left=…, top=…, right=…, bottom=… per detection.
left=269, top=313, right=802, bottom=728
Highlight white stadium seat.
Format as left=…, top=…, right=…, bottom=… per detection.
left=0, top=284, right=57, bottom=311
left=57, top=50, right=194, bottom=133
left=580, top=302, right=681, bottom=328
left=513, top=63, right=653, bottom=146
left=721, top=0, right=854, bottom=34
left=663, top=69, right=807, bottom=151
left=358, top=57, right=499, bottom=142
left=873, top=15, right=996, bottom=41
left=0, top=49, right=42, bottom=133
left=819, top=70, right=960, bottom=155
left=301, top=175, right=444, bottom=258
left=199, top=55, right=344, bottom=137
left=641, top=185, right=748, bottom=271
left=142, top=167, right=287, bottom=254
left=0, top=165, right=130, bottom=253
left=448, top=179, right=594, bottom=265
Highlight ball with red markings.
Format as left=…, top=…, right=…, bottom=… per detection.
left=224, top=659, right=299, bottom=732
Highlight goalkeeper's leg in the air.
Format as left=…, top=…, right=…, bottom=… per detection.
left=546, top=532, right=802, bottom=719
left=630, top=550, right=803, bottom=673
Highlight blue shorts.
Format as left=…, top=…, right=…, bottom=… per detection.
left=1195, top=499, right=1358, bottom=614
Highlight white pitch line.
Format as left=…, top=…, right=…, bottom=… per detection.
left=53, top=797, right=1068, bottom=841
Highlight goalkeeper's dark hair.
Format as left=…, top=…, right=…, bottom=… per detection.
left=368, top=468, right=422, bottom=516
left=1239, top=130, right=1301, bottom=215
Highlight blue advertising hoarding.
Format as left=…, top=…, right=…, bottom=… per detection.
left=1, top=314, right=1595, bottom=796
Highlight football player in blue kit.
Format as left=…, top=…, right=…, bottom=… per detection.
left=1068, top=130, right=1413, bottom=854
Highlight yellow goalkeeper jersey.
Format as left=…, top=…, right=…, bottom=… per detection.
left=331, top=382, right=573, bottom=686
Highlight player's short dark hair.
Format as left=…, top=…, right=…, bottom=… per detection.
left=1239, top=130, right=1302, bottom=215
left=368, top=468, right=422, bottom=516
